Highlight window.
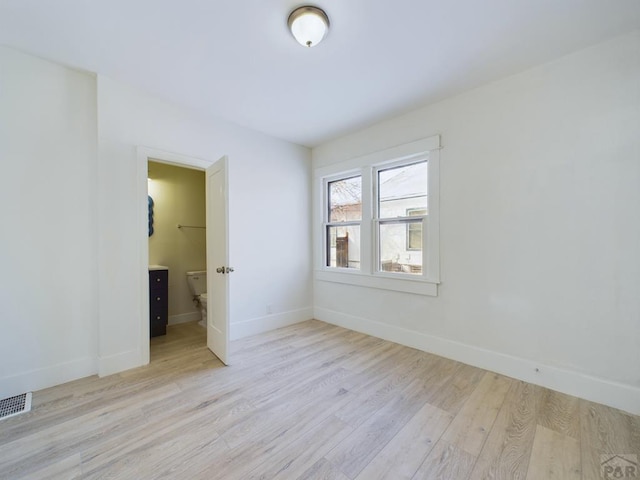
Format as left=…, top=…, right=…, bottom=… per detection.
left=376, top=161, right=427, bottom=275
left=326, top=176, right=361, bottom=269
left=315, top=136, right=440, bottom=296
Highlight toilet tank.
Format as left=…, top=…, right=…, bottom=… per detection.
left=186, top=270, right=207, bottom=295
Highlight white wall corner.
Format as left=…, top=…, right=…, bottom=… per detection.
left=314, top=307, right=640, bottom=416
left=230, top=307, right=314, bottom=341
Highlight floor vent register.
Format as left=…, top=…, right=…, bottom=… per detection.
left=0, top=392, right=32, bottom=420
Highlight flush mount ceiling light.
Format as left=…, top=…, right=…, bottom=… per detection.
left=288, top=5, right=330, bottom=48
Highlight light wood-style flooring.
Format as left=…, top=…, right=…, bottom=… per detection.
left=0, top=320, right=638, bottom=479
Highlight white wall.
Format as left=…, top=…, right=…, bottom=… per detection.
left=97, top=76, right=313, bottom=374
left=0, top=47, right=312, bottom=390
left=312, top=31, right=640, bottom=414
left=0, top=47, right=98, bottom=398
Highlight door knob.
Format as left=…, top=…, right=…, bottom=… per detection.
left=216, top=266, right=225, bottom=274
left=225, top=267, right=235, bottom=274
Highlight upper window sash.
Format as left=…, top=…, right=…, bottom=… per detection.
left=327, top=174, right=362, bottom=223
left=373, top=156, right=428, bottom=220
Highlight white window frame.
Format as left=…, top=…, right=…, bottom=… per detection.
left=314, top=135, right=440, bottom=297
left=373, top=156, right=428, bottom=278
left=323, top=172, right=362, bottom=270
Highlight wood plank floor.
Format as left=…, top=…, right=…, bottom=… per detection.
left=0, top=320, right=638, bottom=479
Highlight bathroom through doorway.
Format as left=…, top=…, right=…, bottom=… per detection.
left=148, top=160, right=207, bottom=332
left=138, top=147, right=230, bottom=366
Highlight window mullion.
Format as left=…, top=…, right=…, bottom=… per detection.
left=360, top=167, right=373, bottom=275
left=425, top=149, right=440, bottom=282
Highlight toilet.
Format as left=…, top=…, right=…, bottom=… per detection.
left=199, top=293, right=208, bottom=322
left=186, top=270, right=207, bottom=327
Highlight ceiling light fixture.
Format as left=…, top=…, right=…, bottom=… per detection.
left=288, top=5, right=330, bottom=48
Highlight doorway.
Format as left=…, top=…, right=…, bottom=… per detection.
left=147, top=160, right=206, bottom=333
left=137, top=147, right=230, bottom=366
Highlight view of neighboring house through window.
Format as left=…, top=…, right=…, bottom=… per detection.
left=407, top=208, right=427, bottom=250
left=376, top=161, right=427, bottom=275
left=326, top=175, right=361, bottom=268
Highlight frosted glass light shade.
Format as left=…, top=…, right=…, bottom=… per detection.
left=288, top=6, right=329, bottom=48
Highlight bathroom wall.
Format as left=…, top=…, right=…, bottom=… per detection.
left=148, top=161, right=206, bottom=323
left=0, top=46, right=98, bottom=398
left=312, top=31, right=640, bottom=415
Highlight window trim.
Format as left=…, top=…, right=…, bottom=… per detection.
left=313, top=135, right=440, bottom=296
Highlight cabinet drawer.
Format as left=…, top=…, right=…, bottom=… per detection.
left=150, top=313, right=166, bottom=337
left=149, top=270, right=168, bottom=286
left=149, top=269, right=168, bottom=338
left=149, top=294, right=168, bottom=315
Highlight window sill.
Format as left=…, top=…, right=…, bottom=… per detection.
left=314, top=269, right=438, bottom=296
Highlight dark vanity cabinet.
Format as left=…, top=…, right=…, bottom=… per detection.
left=149, top=267, right=168, bottom=337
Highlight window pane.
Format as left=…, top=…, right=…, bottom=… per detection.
left=327, top=225, right=360, bottom=269
left=379, top=221, right=422, bottom=275
left=378, top=161, right=427, bottom=219
left=329, top=176, right=362, bottom=222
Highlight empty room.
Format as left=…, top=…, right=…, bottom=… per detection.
left=0, top=1, right=638, bottom=479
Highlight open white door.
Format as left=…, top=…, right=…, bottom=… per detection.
left=206, top=156, right=230, bottom=365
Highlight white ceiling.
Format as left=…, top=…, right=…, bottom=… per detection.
left=1, top=1, right=639, bottom=147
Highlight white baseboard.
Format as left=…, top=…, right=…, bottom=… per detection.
left=231, top=307, right=313, bottom=341
left=314, top=307, right=640, bottom=416
left=98, top=349, right=143, bottom=377
left=169, top=312, right=201, bottom=325
left=0, top=356, right=97, bottom=400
